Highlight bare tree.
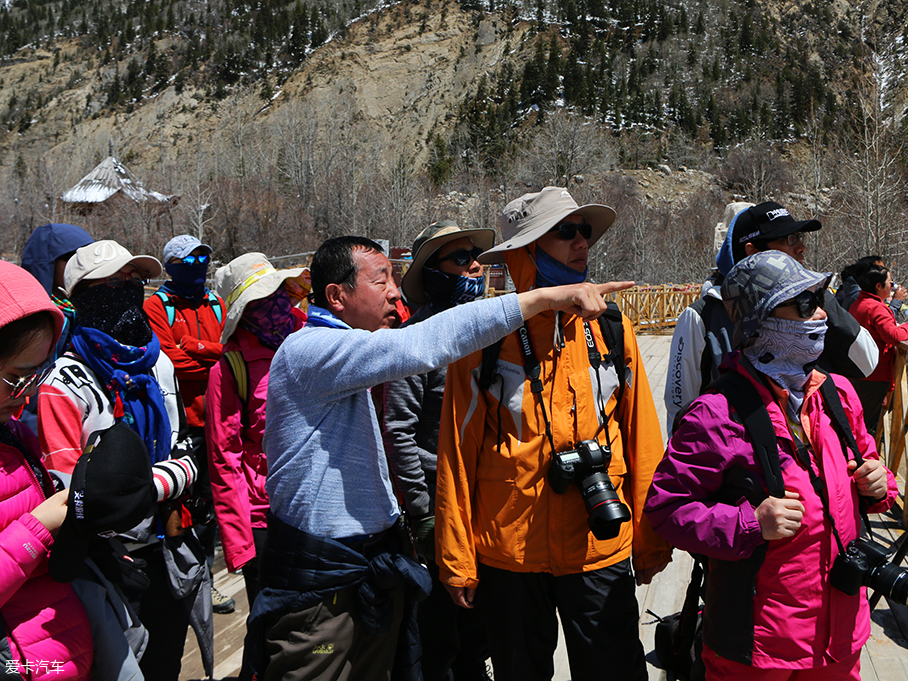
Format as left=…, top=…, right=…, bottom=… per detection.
left=718, top=139, right=792, bottom=202
left=830, top=48, right=908, bottom=269
left=517, top=110, right=616, bottom=186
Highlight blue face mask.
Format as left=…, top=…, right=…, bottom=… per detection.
left=422, top=267, right=485, bottom=307
left=534, top=246, right=587, bottom=288
left=164, top=262, right=209, bottom=299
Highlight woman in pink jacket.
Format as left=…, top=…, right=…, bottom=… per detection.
left=646, top=252, right=898, bottom=681
left=0, top=260, right=92, bottom=679
left=206, top=254, right=305, bottom=604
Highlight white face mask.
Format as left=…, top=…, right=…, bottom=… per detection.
left=743, top=317, right=827, bottom=416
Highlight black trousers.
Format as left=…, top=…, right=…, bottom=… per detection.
left=477, top=560, right=646, bottom=681
left=418, top=561, right=489, bottom=681
left=243, top=526, right=269, bottom=606
left=133, top=543, right=191, bottom=681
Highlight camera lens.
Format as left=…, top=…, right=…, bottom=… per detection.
left=580, top=473, right=631, bottom=540
left=868, top=563, right=908, bottom=606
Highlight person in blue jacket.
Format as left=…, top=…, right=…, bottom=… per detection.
left=19, top=223, right=94, bottom=433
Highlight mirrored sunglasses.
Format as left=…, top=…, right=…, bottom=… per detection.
left=777, top=288, right=825, bottom=318
left=550, top=222, right=593, bottom=241
left=182, top=254, right=211, bottom=266
left=436, top=247, right=483, bottom=267
left=1, top=356, right=55, bottom=400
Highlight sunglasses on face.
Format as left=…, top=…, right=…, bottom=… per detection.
left=1, top=356, right=55, bottom=400
left=181, top=254, right=210, bottom=266
left=94, top=271, right=149, bottom=289
left=549, top=222, right=593, bottom=241
left=776, top=288, right=825, bottom=318
left=784, top=232, right=806, bottom=247
left=436, top=247, right=483, bottom=267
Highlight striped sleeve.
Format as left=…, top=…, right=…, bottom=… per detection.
left=152, top=455, right=198, bottom=501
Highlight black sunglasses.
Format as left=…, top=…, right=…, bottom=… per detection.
left=550, top=222, right=593, bottom=241
left=436, top=247, right=483, bottom=267
left=777, top=289, right=825, bottom=318
left=182, top=254, right=211, bottom=266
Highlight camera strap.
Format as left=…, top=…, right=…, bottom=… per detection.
left=791, top=433, right=848, bottom=556
left=516, top=324, right=557, bottom=456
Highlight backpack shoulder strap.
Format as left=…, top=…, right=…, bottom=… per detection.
left=699, top=296, right=734, bottom=393
left=223, top=350, right=249, bottom=407
left=710, top=372, right=785, bottom=499
left=597, top=301, right=626, bottom=403
left=154, top=290, right=176, bottom=326
left=207, top=291, right=224, bottom=324
left=815, top=370, right=864, bottom=466
left=479, top=337, right=507, bottom=391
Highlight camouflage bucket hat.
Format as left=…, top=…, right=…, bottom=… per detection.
left=721, top=251, right=832, bottom=347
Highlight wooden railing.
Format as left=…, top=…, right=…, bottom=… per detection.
left=605, top=284, right=702, bottom=334
left=489, top=283, right=703, bottom=334
left=876, top=346, right=908, bottom=530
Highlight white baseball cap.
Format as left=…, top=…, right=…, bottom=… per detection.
left=64, top=240, right=163, bottom=296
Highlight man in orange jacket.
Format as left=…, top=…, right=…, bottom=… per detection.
left=435, top=187, right=672, bottom=681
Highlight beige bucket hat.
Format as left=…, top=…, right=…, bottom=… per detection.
left=401, top=221, right=495, bottom=305
left=64, top=240, right=163, bottom=297
left=215, top=253, right=307, bottom=343
left=479, top=187, right=616, bottom=264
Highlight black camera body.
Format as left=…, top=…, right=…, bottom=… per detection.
left=830, top=538, right=908, bottom=604
left=548, top=439, right=631, bottom=540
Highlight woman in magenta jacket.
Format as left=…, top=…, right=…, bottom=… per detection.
left=205, top=254, right=305, bottom=604
left=646, top=252, right=897, bottom=681
left=849, top=265, right=908, bottom=434
left=0, top=260, right=92, bottom=679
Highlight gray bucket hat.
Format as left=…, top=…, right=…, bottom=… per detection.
left=214, top=253, right=306, bottom=343
left=401, top=221, right=495, bottom=305
left=721, top=251, right=832, bottom=348
left=479, top=186, right=616, bottom=264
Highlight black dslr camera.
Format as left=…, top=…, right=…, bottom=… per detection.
left=830, top=538, right=908, bottom=604
left=548, top=439, right=631, bottom=540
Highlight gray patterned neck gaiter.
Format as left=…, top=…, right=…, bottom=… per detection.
left=743, top=316, right=827, bottom=419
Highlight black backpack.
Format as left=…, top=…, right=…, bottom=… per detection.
left=653, top=368, right=862, bottom=680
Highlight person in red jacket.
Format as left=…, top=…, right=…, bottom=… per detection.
left=849, top=264, right=908, bottom=434
left=143, top=234, right=234, bottom=613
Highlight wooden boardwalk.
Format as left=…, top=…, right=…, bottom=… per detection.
left=180, top=333, right=908, bottom=680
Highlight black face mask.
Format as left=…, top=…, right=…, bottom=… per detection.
left=72, top=283, right=153, bottom=347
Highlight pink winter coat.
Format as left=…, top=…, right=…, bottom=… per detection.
left=645, top=354, right=897, bottom=670
left=205, top=327, right=276, bottom=572
left=0, top=421, right=92, bottom=680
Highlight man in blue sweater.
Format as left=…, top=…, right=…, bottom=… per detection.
left=244, top=235, right=631, bottom=681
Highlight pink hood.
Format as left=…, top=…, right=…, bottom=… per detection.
left=0, top=260, right=64, bottom=344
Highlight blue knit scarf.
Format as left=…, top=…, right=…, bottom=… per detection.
left=71, top=327, right=171, bottom=463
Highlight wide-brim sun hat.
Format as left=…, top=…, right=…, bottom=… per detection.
left=215, top=253, right=306, bottom=342
left=479, top=186, right=616, bottom=264
left=721, top=250, right=832, bottom=348
left=64, top=240, right=163, bottom=297
left=401, top=221, right=495, bottom=304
